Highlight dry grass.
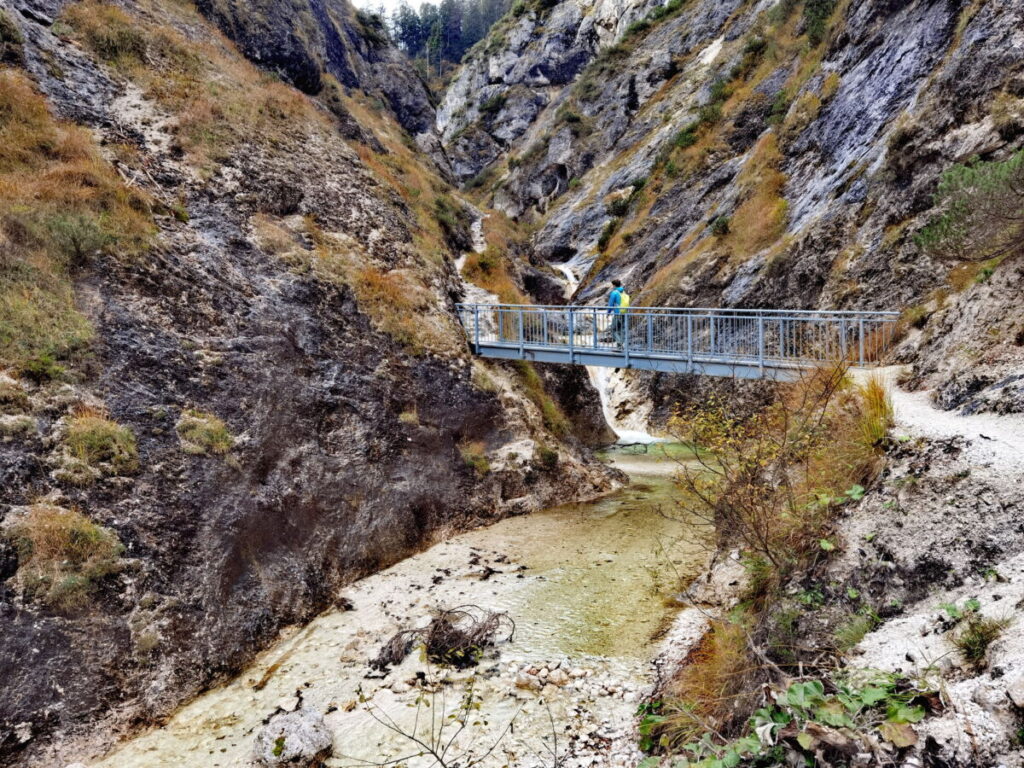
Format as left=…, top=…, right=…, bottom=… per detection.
left=61, top=0, right=323, bottom=172
left=4, top=503, right=123, bottom=610
left=856, top=374, right=893, bottom=449
left=65, top=408, right=139, bottom=474
left=460, top=211, right=531, bottom=304
left=0, top=70, right=153, bottom=369
left=459, top=439, right=490, bottom=475
left=655, top=621, right=757, bottom=749
left=725, top=133, right=788, bottom=260
left=176, top=408, right=234, bottom=455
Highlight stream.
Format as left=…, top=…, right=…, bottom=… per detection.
left=95, top=449, right=707, bottom=768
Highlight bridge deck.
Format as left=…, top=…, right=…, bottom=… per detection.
left=456, top=304, right=899, bottom=380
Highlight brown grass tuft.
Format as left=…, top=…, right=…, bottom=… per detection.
left=4, top=504, right=123, bottom=610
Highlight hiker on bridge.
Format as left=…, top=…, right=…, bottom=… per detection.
left=607, top=279, right=630, bottom=346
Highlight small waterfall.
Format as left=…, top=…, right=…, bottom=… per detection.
left=551, top=263, right=664, bottom=445
left=587, top=365, right=666, bottom=445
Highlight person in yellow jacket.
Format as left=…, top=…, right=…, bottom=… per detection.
left=607, top=279, right=630, bottom=347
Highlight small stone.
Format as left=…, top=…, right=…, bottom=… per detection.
left=277, top=696, right=300, bottom=712
left=548, top=668, right=570, bottom=686
left=538, top=668, right=549, bottom=678
left=515, top=672, right=542, bottom=692
left=391, top=682, right=411, bottom=694
left=569, top=667, right=586, bottom=678
left=1007, top=673, right=1024, bottom=709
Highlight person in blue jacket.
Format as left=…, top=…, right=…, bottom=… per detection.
left=607, top=279, right=625, bottom=346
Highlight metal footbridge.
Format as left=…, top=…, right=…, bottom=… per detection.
left=456, top=304, right=899, bottom=380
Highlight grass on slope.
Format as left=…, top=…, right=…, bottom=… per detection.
left=0, top=69, right=154, bottom=372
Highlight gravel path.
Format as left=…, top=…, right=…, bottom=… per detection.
left=857, top=366, right=1024, bottom=476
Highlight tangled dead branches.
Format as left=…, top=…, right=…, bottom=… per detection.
left=371, top=605, right=516, bottom=671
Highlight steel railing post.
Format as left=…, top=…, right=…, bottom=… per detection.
left=623, top=311, right=630, bottom=368
left=758, top=314, right=765, bottom=373
left=858, top=319, right=865, bottom=366
left=709, top=315, right=716, bottom=356
left=840, top=318, right=848, bottom=362
left=473, top=305, right=480, bottom=352
left=687, top=314, right=693, bottom=368
left=592, top=307, right=598, bottom=348
left=518, top=308, right=524, bottom=356
left=542, top=309, right=548, bottom=346
left=646, top=312, right=653, bottom=354
left=568, top=308, right=575, bottom=364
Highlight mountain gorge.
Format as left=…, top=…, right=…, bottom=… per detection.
left=1, top=0, right=1024, bottom=764
left=0, top=0, right=613, bottom=762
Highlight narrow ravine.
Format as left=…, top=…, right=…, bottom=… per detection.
left=93, top=452, right=707, bottom=767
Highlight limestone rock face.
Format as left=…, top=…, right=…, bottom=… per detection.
left=196, top=0, right=438, bottom=137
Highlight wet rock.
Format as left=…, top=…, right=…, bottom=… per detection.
left=253, top=706, right=333, bottom=768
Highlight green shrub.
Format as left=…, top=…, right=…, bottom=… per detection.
left=44, top=212, right=110, bottom=265
left=176, top=408, right=234, bottom=455
left=17, top=353, right=65, bottom=384
left=65, top=411, right=138, bottom=474
left=606, top=197, right=630, bottom=217
left=479, top=93, right=507, bottom=116
left=0, top=9, right=25, bottom=66
left=534, top=445, right=558, bottom=471
left=597, top=218, right=620, bottom=251
left=699, top=102, right=722, bottom=125
left=916, top=149, right=1024, bottom=263
left=476, top=246, right=499, bottom=273
left=953, top=612, right=1010, bottom=666
left=768, top=90, right=791, bottom=126
left=4, top=504, right=123, bottom=610
left=460, top=440, right=490, bottom=475
left=625, top=18, right=651, bottom=37
left=804, top=0, right=836, bottom=47
left=355, top=10, right=389, bottom=46
left=434, top=195, right=471, bottom=246
left=674, top=123, right=699, bottom=148
left=710, top=215, right=731, bottom=236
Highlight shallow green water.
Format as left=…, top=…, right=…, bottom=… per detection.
left=94, top=446, right=707, bottom=767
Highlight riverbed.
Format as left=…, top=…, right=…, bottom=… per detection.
left=95, top=448, right=706, bottom=768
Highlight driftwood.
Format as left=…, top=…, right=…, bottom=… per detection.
left=371, top=605, right=516, bottom=671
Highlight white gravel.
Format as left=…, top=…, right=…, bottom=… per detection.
left=857, top=366, right=1024, bottom=476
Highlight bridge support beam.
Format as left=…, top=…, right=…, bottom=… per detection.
left=474, top=343, right=802, bottom=381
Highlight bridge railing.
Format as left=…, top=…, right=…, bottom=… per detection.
left=456, top=304, right=900, bottom=369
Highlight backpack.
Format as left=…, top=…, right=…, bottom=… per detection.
left=620, top=291, right=631, bottom=309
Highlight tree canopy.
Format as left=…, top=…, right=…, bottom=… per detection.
left=388, top=0, right=510, bottom=73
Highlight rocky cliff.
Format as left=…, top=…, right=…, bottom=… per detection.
left=443, top=0, right=1024, bottom=416
left=0, top=0, right=616, bottom=763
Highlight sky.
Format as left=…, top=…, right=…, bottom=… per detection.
left=352, top=0, right=410, bottom=15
